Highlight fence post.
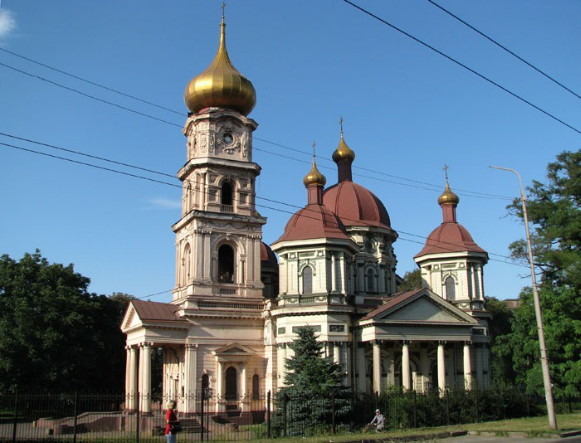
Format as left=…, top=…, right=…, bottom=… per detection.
left=200, top=384, right=205, bottom=442
left=135, top=392, right=140, bottom=443
left=445, top=390, right=450, bottom=426
left=73, top=391, right=78, bottom=443
left=413, top=391, right=417, bottom=428
left=282, top=394, right=288, bottom=437
left=267, top=390, right=271, bottom=438
left=11, top=390, right=18, bottom=443
left=474, top=389, right=479, bottom=423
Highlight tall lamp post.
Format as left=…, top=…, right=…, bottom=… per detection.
left=490, top=166, right=557, bottom=429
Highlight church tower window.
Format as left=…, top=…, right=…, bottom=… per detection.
left=366, top=268, right=376, bottom=293
left=183, top=243, right=191, bottom=285
left=302, top=266, right=313, bottom=294
left=218, top=244, right=235, bottom=283
left=221, top=180, right=234, bottom=211
left=252, top=374, right=259, bottom=399
left=445, top=276, right=456, bottom=301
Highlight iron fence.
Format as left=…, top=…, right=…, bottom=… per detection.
left=0, top=389, right=577, bottom=441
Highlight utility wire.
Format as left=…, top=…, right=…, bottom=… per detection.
left=0, top=48, right=561, bottom=200
left=0, top=61, right=182, bottom=128
left=425, top=0, right=581, bottom=102
left=341, top=0, right=581, bottom=136
left=0, top=47, right=184, bottom=116
left=0, top=139, right=527, bottom=268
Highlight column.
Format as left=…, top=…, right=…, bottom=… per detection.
left=386, top=351, right=395, bottom=387
left=139, top=343, right=152, bottom=413
left=372, top=341, right=382, bottom=394
left=280, top=257, right=288, bottom=294
left=126, top=346, right=138, bottom=411
left=339, top=253, right=345, bottom=292
left=463, top=342, right=472, bottom=390
left=356, top=345, right=367, bottom=394
left=331, top=253, right=337, bottom=293
left=402, top=341, right=411, bottom=391
left=241, top=366, right=247, bottom=407
left=476, top=265, right=484, bottom=300
left=183, top=344, right=198, bottom=414
left=195, top=230, right=204, bottom=281
left=203, top=231, right=211, bottom=280
left=333, top=342, right=341, bottom=366
left=357, top=263, right=364, bottom=293
left=216, top=361, right=223, bottom=400
left=437, top=342, right=446, bottom=394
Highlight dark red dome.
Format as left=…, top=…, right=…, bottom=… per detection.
left=260, top=242, right=278, bottom=265
left=323, top=181, right=392, bottom=229
left=415, top=222, right=486, bottom=257
left=273, top=204, right=350, bottom=243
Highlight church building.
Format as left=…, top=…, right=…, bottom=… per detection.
left=121, top=15, right=491, bottom=417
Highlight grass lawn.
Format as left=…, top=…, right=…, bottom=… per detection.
left=242, top=412, right=580, bottom=443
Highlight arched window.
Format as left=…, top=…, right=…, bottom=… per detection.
left=221, top=180, right=233, bottom=210
left=225, top=366, right=237, bottom=400
left=218, top=244, right=235, bottom=283
left=366, top=268, right=375, bottom=293
left=445, top=276, right=456, bottom=301
left=252, top=374, right=259, bottom=400
left=302, top=266, right=313, bottom=294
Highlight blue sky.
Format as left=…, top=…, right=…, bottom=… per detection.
left=1, top=1, right=579, bottom=302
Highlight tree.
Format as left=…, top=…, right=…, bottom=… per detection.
left=499, top=151, right=581, bottom=398
left=277, top=327, right=351, bottom=435
left=508, top=150, right=580, bottom=290
left=485, top=297, right=516, bottom=384
left=398, top=269, right=422, bottom=292
left=495, top=286, right=580, bottom=398
left=0, top=251, right=128, bottom=393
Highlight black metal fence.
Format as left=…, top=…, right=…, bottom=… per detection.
left=0, top=389, right=577, bottom=441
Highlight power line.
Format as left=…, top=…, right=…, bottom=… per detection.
left=0, top=47, right=184, bottom=116
left=0, top=138, right=527, bottom=268
left=0, top=61, right=182, bottom=128
left=425, top=0, right=581, bottom=102
left=341, top=0, right=581, bottom=136
left=0, top=49, right=553, bottom=201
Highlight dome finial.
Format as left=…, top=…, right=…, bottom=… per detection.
left=303, top=141, right=326, bottom=188
left=184, top=9, right=256, bottom=115
left=438, top=165, right=460, bottom=206
left=332, top=117, right=355, bottom=181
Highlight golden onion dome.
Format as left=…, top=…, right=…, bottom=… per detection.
left=184, top=18, right=256, bottom=116
left=438, top=181, right=460, bottom=206
left=303, top=161, right=326, bottom=187
left=332, top=132, right=355, bottom=164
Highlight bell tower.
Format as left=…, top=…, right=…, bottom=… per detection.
left=172, top=14, right=266, bottom=301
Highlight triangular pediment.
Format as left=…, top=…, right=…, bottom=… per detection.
left=121, top=303, right=142, bottom=332
left=214, top=343, right=255, bottom=357
left=367, top=289, right=477, bottom=325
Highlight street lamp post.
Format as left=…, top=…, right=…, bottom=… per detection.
left=490, top=166, right=557, bottom=429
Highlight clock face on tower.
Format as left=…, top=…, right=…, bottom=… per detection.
left=222, top=132, right=234, bottom=145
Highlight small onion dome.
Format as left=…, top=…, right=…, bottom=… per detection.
left=438, top=181, right=460, bottom=206
left=303, top=161, right=326, bottom=187
left=332, top=133, right=355, bottom=164
left=184, top=19, right=256, bottom=116
left=333, top=132, right=355, bottom=163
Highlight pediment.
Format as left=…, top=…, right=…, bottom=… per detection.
left=121, top=303, right=142, bottom=332
left=369, top=289, right=477, bottom=325
left=214, top=343, right=255, bottom=357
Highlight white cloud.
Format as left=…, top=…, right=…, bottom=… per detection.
left=0, top=8, right=16, bottom=40
left=148, top=198, right=181, bottom=210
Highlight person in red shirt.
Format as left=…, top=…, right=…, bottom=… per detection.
left=165, top=400, right=178, bottom=443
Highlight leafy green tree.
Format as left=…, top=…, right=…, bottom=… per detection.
left=0, top=251, right=128, bottom=393
left=508, top=150, right=580, bottom=290
left=485, top=297, right=516, bottom=384
left=495, top=286, right=580, bottom=398
left=498, top=151, right=581, bottom=398
left=398, top=269, right=422, bottom=292
left=277, top=327, right=351, bottom=435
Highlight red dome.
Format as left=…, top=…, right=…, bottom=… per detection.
left=323, top=181, right=392, bottom=229
left=415, top=222, right=486, bottom=257
left=260, top=242, right=278, bottom=265
left=273, top=204, right=350, bottom=243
